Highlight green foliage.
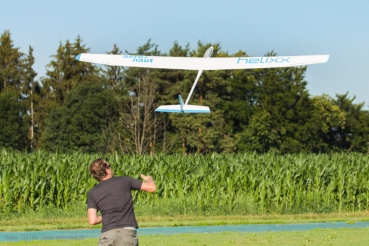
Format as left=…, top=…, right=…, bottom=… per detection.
left=330, top=93, right=369, bottom=152
left=235, top=110, right=279, bottom=153
left=42, top=80, right=119, bottom=153
left=234, top=52, right=318, bottom=154
left=0, top=30, right=23, bottom=92
left=0, top=88, right=28, bottom=150
left=0, top=31, right=32, bottom=151
left=42, top=36, right=99, bottom=105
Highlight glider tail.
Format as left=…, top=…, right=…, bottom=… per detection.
left=155, top=94, right=210, bottom=113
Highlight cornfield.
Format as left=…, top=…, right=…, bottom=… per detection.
left=1, top=148, right=369, bottom=215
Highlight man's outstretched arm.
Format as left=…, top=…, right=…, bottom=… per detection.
left=140, top=174, right=156, bottom=192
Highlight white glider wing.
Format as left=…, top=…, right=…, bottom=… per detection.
left=76, top=54, right=329, bottom=70
left=76, top=47, right=329, bottom=114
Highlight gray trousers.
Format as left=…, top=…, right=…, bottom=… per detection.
left=98, top=228, right=138, bottom=246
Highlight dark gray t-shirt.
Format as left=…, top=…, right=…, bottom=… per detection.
left=87, top=176, right=143, bottom=232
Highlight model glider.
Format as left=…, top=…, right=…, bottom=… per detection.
left=76, top=47, right=329, bottom=113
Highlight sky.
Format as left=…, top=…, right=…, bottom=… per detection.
left=1, top=1, right=368, bottom=107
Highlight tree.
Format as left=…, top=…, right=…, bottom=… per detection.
left=0, top=31, right=39, bottom=151
left=116, top=74, right=160, bottom=154
left=102, top=44, right=125, bottom=90
left=0, top=88, right=28, bottom=150
left=330, top=93, right=369, bottom=153
left=166, top=42, right=236, bottom=153
left=153, top=41, right=193, bottom=153
left=42, top=36, right=98, bottom=106
left=20, top=46, right=39, bottom=150
left=0, top=30, right=23, bottom=92
left=219, top=49, right=256, bottom=135
left=43, top=80, right=119, bottom=153
left=235, top=51, right=319, bottom=153
left=112, top=40, right=166, bottom=155
left=310, top=94, right=346, bottom=152
left=235, top=110, right=280, bottom=153
left=38, top=37, right=100, bottom=149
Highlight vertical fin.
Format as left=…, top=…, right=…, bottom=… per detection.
left=178, top=94, right=184, bottom=113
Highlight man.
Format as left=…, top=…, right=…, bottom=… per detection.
left=87, top=158, right=156, bottom=246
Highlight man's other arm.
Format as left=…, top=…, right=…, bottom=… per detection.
left=88, top=208, right=102, bottom=225
left=140, top=174, right=156, bottom=192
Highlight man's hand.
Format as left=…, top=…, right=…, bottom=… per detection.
left=140, top=174, right=156, bottom=192
left=141, top=174, right=153, bottom=181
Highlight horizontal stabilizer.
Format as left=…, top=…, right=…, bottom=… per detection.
left=155, top=105, right=210, bottom=113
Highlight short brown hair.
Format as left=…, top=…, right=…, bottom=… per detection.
left=89, top=158, right=110, bottom=182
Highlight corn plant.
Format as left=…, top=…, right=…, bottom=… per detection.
left=1, top=149, right=369, bottom=215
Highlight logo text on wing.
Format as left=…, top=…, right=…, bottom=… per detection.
left=122, top=55, right=153, bottom=63
left=237, top=57, right=290, bottom=64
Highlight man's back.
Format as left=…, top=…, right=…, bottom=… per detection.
left=87, top=176, right=142, bottom=232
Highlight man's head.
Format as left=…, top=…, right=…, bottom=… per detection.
left=89, top=158, right=113, bottom=182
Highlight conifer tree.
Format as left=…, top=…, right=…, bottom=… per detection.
left=38, top=37, right=99, bottom=148
left=102, top=44, right=125, bottom=89
left=0, top=30, right=29, bottom=150
left=0, top=30, right=23, bottom=92
left=42, top=36, right=98, bottom=106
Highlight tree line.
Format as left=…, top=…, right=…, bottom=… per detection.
left=1, top=30, right=369, bottom=154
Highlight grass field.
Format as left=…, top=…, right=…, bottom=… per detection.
left=1, top=213, right=369, bottom=245
left=1, top=227, right=369, bottom=246
left=1, top=212, right=369, bottom=231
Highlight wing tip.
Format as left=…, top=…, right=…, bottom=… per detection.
left=75, top=54, right=81, bottom=61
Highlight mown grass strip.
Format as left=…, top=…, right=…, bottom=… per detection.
left=1, top=227, right=369, bottom=246
left=1, top=212, right=369, bottom=232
